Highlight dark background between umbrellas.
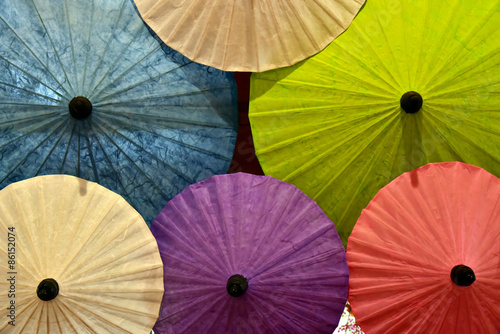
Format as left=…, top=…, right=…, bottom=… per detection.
left=228, top=73, right=264, bottom=176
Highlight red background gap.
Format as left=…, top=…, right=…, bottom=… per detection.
left=228, top=72, right=264, bottom=175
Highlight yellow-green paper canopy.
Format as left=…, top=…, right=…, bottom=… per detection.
left=249, top=0, right=500, bottom=246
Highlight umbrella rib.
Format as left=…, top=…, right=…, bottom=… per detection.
left=425, top=53, right=500, bottom=97
left=191, top=0, right=219, bottom=60
left=0, top=16, right=72, bottom=98
left=147, top=0, right=200, bottom=44
left=60, top=214, right=138, bottom=277
left=250, top=0, right=260, bottom=70
left=8, top=299, right=42, bottom=333
left=206, top=297, right=232, bottom=333
left=340, top=26, right=401, bottom=93
left=414, top=1, right=435, bottom=89
left=168, top=200, right=232, bottom=274
left=247, top=185, right=297, bottom=270
left=257, top=247, right=346, bottom=281
left=160, top=252, right=219, bottom=280
left=57, top=196, right=121, bottom=280
left=271, top=110, right=397, bottom=181
left=54, top=300, right=88, bottom=333
left=171, top=295, right=227, bottom=333
left=333, top=120, right=403, bottom=231
left=258, top=106, right=395, bottom=153
left=95, top=106, right=234, bottom=128
left=0, top=80, right=62, bottom=104
left=248, top=191, right=313, bottom=268
left=92, top=117, right=197, bottom=184
left=475, top=193, right=500, bottom=262
left=252, top=225, right=331, bottom=280
left=59, top=298, right=127, bottom=333
left=79, top=125, right=150, bottom=211
left=0, top=54, right=66, bottom=100
left=0, top=117, right=68, bottom=185
left=220, top=0, right=236, bottom=69
left=425, top=108, right=499, bottom=163
left=51, top=303, right=65, bottom=334
left=211, top=176, right=236, bottom=271
left=76, top=122, right=81, bottom=177
left=60, top=120, right=77, bottom=173
left=89, top=42, right=163, bottom=101
left=55, top=183, right=99, bottom=275
left=81, top=0, right=94, bottom=91
left=0, top=102, right=61, bottom=108
left=315, top=112, right=399, bottom=199
left=309, top=0, right=356, bottom=27
left=90, top=121, right=177, bottom=199
left=239, top=295, right=279, bottom=332
left=153, top=223, right=214, bottom=278
left=34, top=118, right=72, bottom=176
left=281, top=72, right=396, bottom=98
left=425, top=51, right=500, bottom=97
left=266, top=0, right=291, bottom=64
left=423, top=2, right=496, bottom=90
left=84, top=0, right=127, bottom=94
left=63, top=232, right=153, bottom=283
left=62, top=294, right=158, bottom=320
left=247, top=292, right=327, bottom=333
left=29, top=0, right=75, bottom=95
left=0, top=111, right=60, bottom=127
left=64, top=0, right=79, bottom=92
left=86, top=19, right=146, bottom=100
left=374, top=15, right=406, bottom=91
left=95, top=111, right=232, bottom=159
left=65, top=262, right=163, bottom=288
left=284, top=1, right=322, bottom=51
left=91, top=60, right=193, bottom=103
left=80, top=121, right=100, bottom=183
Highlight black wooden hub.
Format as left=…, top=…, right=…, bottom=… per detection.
left=69, top=96, right=92, bottom=119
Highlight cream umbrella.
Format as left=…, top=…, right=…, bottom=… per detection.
left=0, top=175, right=164, bottom=333
left=133, top=0, right=365, bottom=72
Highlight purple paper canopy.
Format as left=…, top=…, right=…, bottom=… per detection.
left=151, top=173, right=349, bottom=333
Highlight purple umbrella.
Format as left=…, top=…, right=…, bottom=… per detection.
left=151, top=173, right=348, bottom=333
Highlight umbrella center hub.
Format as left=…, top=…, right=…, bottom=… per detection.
left=400, top=91, right=423, bottom=114
left=37, top=278, right=59, bottom=301
left=69, top=96, right=92, bottom=119
left=450, top=264, right=475, bottom=287
left=226, top=274, right=248, bottom=297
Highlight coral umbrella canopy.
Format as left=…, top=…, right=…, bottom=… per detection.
left=0, top=175, right=164, bottom=333
left=347, top=162, right=500, bottom=333
left=151, top=173, right=349, bottom=333
left=133, top=0, right=365, bottom=72
left=0, top=0, right=238, bottom=225
left=249, top=0, right=500, bottom=246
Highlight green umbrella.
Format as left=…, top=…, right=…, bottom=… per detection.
left=249, top=0, right=500, bottom=246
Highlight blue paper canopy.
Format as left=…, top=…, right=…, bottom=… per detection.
left=0, top=0, right=238, bottom=224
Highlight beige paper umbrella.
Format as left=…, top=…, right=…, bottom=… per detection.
left=0, top=175, right=164, bottom=333
left=133, top=0, right=365, bottom=72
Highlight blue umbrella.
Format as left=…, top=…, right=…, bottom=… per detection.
left=0, top=0, right=238, bottom=224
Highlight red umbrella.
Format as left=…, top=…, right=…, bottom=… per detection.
left=347, top=162, right=500, bottom=333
